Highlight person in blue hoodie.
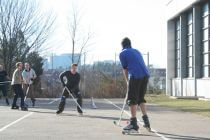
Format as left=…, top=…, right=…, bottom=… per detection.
left=119, top=37, right=151, bottom=133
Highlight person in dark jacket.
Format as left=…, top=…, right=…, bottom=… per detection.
left=56, top=63, right=82, bottom=115
left=0, top=65, right=10, bottom=105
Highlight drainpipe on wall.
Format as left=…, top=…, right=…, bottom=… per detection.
left=170, top=78, right=173, bottom=96
left=194, top=77, right=197, bottom=97
left=181, top=78, right=183, bottom=97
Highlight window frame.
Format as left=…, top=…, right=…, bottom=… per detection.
left=201, top=3, right=210, bottom=77
left=187, top=10, right=194, bottom=77
left=175, top=18, right=181, bottom=78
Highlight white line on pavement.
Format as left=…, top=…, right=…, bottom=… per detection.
left=0, top=112, right=34, bottom=132
left=104, top=99, right=170, bottom=140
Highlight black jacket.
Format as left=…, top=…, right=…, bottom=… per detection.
left=59, top=71, right=80, bottom=92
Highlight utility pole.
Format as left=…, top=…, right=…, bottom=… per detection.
left=51, top=53, right=54, bottom=97
left=142, top=52, right=150, bottom=68
left=98, top=60, right=101, bottom=97
left=143, top=52, right=150, bottom=94
left=147, top=52, right=150, bottom=94
left=114, top=53, right=117, bottom=87
left=83, top=53, right=86, bottom=97
left=147, top=52, right=150, bottom=68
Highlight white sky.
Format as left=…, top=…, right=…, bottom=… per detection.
left=39, top=0, right=168, bottom=68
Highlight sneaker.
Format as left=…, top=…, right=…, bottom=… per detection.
left=77, top=109, right=83, bottom=116
left=32, top=99, right=36, bottom=107
left=21, top=107, right=28, bottom=111
left=123, top=123, right=139, bottom=131
left=56, top=99, right=65, bottom=115
left=142, top=115, right=151, bottom=131
left=77, top=106, right=83, bottom=114
left=56, top=110, right=63, bottom=115
left=123, top=117, right=139, bottom=131
left=78, top=112, right=83, bottom=116
left=77, top=109, right=83, bottom=114
left=11, top=105, right=19, bottom=110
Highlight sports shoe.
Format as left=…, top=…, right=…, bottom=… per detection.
left=11, top=105, right=19, bottom=110
left=32, top=99, right=36, bottom=107
left=56, top=110, right=63, bottom=115
left=123, top=117, right=139, bottom=131
left=142, top=115, right=151, bottom=131
left=21, top=106, right=28, bottom=111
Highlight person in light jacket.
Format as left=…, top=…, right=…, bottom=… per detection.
left=22, top=63, right=37, bottom=107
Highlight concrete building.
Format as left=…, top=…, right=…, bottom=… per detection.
left=167, top=0, right=210, bottom=98
left=43, top=53, right=81, bottom=71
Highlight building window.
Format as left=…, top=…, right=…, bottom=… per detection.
left=175, top=19, right=181, bottom=77
left=187, top=11, right=194, bottom=77
left=202, top=3, right=210, bottom=77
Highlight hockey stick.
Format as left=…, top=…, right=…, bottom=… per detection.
left=24, top=85, right=30, bottom=101
left=64, top=86, right=84, bottom=113
left=114, top=87, right=128, bottom=126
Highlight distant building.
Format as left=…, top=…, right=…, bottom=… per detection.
left=43, top=53, right=81, bottom=71
left=167, top=0, right=210, bottom=98
left=149, top=68, right=166, bottom=91
left=93, top=60, right=121, bottom=65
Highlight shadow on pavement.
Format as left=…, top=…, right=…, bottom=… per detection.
left=158, top=132, right=210, bottom=140
left=29, top=109, right=130, bottom=122
left=120, top=133, right=160, bottom=137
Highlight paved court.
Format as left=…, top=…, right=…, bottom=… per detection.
left=0, top=98, right=210, bottom=140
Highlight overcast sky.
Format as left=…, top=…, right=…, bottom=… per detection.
left=39, top=0, right=168, bottom=68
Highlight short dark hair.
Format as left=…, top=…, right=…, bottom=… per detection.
left=71, top=63, right=78, bottom=67
left=121, top=37, right=131, bottom=49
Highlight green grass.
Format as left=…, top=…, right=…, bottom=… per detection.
left=146, top=94, right=210, bottom=118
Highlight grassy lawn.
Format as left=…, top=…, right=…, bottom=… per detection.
left=146, top=94, right=210, bottom=118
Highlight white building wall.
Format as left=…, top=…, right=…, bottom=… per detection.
left=167, top=20, right=176, bottom=96
left=197, top=79, right=210, bottom=98
left=166, top=0, right=199, bottom=20
left=167, top=0, right=210, bottom=99
left=172, top=79, right=181, bottom=96
left=183, top=79, right=195, bottom=96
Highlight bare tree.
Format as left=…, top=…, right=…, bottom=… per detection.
left=79, top=62, right=127, bottom=98
left=68, top=4, right=93, bottom=65
left=0, top=0, right=55, bottom=76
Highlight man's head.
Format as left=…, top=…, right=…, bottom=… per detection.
left=0, top=65, right=3, bottom=71
left=121, top=37, right=132, bottom=49
left=25, top=62, right=30, bottom=70
left=70, top=63, right=78, bottom=74
left=16, top=62, right=23, bottom=70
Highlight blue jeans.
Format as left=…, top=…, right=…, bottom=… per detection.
left=59, top=87, right=82, bottom=113
left=0, top=85, right=8, bottom=97
left=12, top=84, right=25, bottom=107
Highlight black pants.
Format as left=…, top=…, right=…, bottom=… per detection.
left=127, top=76, right=149, bottom=106
left=0, top=85, right=8, bottom=97
left=12, top=84, right=25, bottom=107
left=58, top=87, right=82, bottom=113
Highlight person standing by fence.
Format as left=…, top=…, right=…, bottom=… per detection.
left=0, top=64, right=10, bottom=105
left=22, top=63, right=37, bottom=107
left=11, top=62, right=28, bottom=111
